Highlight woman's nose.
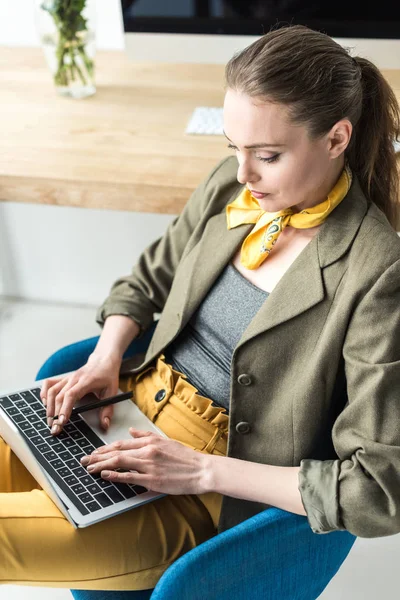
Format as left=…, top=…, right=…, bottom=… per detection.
left=236, top=158, right=260, bottom=186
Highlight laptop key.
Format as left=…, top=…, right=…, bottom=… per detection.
left=50, top=459, right=64, bottom=469
left=52, top=443, right=65, bottom=453
left=21, top=407, right=34, bottom=415
left=114, top=483, right=137, bottom=499
left=0, top=398, right=13, bottom=408
left=63, top=438, right=76, bottom=448
left=96, top=478, right=113, bottom=489
left=72, top=467, right=87, bottom=478
left=65, top=475, right=79, bottom=486
left=34, top=422, right=47, bottom=431
left=59, top=451, right=72, bottom=461
left=80, top=475, right=96, bottom=487
left=69, top=430, right=84, bottom=440
left=43, top=450, right=58, bottom=461
left=27, top=414, right=41, bottom=424
left=82, top=445, right=96, bottom=455
left=65, top=458, right=80, bottom=470
left=132, top=485, right=148, bottom=495
left=70, top=446, right=84, bottom=457
left=14, top=414, right=27, bottom=424
left=64, top=423, right=77, bottom=433
left=78, top=492, right=94, bottom=504
left=47, top=436, right=62, bottom=446
left=86, top=501, right=101, bottom=512
left=37, top=443, right=51, bottom=454
left=76, top=438, right=91, bottom=448
left=15, top=400, right=27, bottom=408
left=104, top=486, right=124, bottom=503
left=31, top=435, right=43, bottom=445
left=86, top=483, right=101, bottom=495
left=5, top=407, right=19, bottom=416
left=71, top=483, right=86, bottom=495
left=57, top=467, right=72, bottom=478
left=94, top=492, right=113, bottom=508
left=25, top=428, right=39, bottom=438
left=21, top=391, right=36, bottom=400
left=9, top=394, right=21, bottom=401
left=19, top=421, right=33, bottom=430
left=30, top=402, right=43, bottom=411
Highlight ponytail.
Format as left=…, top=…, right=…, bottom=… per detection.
left=346, top=57, right=400, bottom=229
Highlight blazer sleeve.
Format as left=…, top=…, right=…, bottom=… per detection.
left=96, top=157, right=234, bottom=338
left=298, top=257, right=400, bottom=538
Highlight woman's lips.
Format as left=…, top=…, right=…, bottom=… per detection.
left=249, top=190, right=269, bottom=199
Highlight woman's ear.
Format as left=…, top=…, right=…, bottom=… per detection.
left=327, top=118, right=353, bottom=158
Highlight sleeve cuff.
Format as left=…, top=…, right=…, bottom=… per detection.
left=95, top=301, right=153, bottom=340
left=298, top=458, right=345, bottom=534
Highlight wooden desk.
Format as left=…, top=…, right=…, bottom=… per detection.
left=0, top=46, right=399, bottom=215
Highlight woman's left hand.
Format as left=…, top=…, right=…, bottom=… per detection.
left=80, top=427, right=211, bottom=495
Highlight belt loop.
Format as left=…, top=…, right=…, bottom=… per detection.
left=203, top=428, right=223, bottom=454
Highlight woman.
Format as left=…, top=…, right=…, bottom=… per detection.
left=1, top=24, right=400, bottom=591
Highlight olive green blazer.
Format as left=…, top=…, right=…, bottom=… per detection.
left=97, top=156, right=400, bottom=538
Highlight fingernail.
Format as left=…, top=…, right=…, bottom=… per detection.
left=42, top=398, right=47, bottom=406
left=102, top=471, right=111, bottom=478
left=57, top=415, right=65, bottom=426
left=47, top=417, right=53, bottom=427
left=80, top=456, right=90, bottom=466
left=51, top=424, right=60, bottom=435
left=87, top=465, right=95, bottom=472
left=103, top=417, right=110, bottom=429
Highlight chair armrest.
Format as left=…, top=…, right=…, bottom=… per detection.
left=35, top=320, right=158, bottom=381
left=150, top=506, right=356, bottom=600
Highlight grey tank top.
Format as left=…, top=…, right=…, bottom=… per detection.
left=163, top=262, right=270, bottom=413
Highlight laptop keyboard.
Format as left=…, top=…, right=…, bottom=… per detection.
left=0, top=388, right=148, bottom=516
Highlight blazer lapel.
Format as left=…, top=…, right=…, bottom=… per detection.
left=177, top=173, right=368, bottom=348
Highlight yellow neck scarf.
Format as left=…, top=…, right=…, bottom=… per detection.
left=226, top=163, right=352, bottom=270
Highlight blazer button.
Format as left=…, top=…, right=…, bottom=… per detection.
left=236, top=421, right=251, bottom=434
left=154, top=389, right=166, bottom=402
left=237, top=373, right=252, bottom=386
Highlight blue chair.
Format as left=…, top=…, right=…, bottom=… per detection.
left=36, top=321, right=357, bottom=600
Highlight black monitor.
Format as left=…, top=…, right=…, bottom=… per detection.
left=120, top=0, right=400, bottom=67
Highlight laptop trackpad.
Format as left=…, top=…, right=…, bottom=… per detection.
left=80, top=397, right=168, bottom=446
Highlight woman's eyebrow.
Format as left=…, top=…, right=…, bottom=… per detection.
left=223, top=131, right=286, bottom=149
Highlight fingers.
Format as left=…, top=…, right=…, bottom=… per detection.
left=40, top=377, right=64, bottom=406
left=92, top=431, right=154, bottom=456
left=80, top=449, right=144, bottom=477
left=99, top=404, right=114, bottom=432
left=41, top=378, right=68, bottom=426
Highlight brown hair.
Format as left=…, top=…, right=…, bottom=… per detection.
left=225, top=24, right=400, bottom=229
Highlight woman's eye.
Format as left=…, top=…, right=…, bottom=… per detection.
left=257, top=154, right=280, bottom=163
left=226, top=144, right=280, bottom=164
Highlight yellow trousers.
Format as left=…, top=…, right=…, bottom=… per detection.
left=0, top=354, right=229, bottom=590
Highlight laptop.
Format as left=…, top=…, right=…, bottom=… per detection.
left=0, top=372, right=169, bottom=528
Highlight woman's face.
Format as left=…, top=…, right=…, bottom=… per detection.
left=223, top=88, right=351, bottom=213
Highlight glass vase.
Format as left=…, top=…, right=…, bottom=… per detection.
left=35, top=0, right=97, bottom=99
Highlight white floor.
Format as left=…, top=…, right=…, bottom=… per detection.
left=1, top=297, right=399, bottom=599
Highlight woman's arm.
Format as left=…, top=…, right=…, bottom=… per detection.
left=90, top=315, right=141, bottom=362
left=203, top=456, right=307, bottom=517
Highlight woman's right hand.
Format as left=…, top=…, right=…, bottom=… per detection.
left=40, top=352, right=122, bottom=435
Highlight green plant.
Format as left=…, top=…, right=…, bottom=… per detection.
left=41, top=0, right=95, bottom=87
